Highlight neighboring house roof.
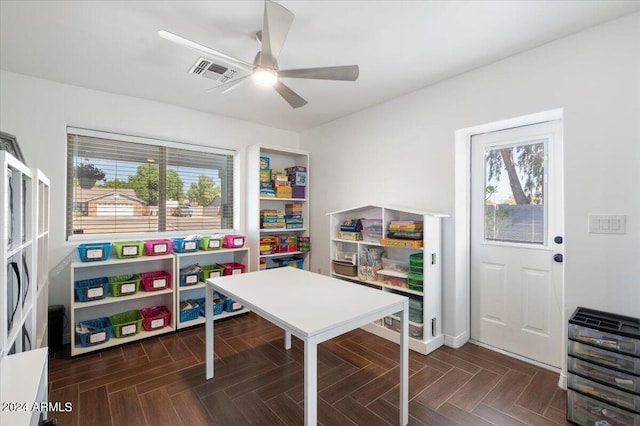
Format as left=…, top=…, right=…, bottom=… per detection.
left=73, top=187, right=145, bottom=204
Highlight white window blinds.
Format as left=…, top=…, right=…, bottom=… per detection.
left=66, top=129, right=235, bottom=238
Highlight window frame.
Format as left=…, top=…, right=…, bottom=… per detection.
left=66, top=127, right=240, bottom=242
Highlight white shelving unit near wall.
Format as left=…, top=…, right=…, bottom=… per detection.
left=328, top=204, right=448, bottom=355
left=174, top=247, right=250, bottom=329
left=32, top=169, right=50, bottom=350
left=246, top=144, right=310, bottom=272
left=69, top=254, right=176, bottom=356
left=1, top=151, right=49, bottom=358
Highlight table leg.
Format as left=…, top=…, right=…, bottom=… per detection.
left=304, top=339, right=317, bottom=426
left=399, top=301, right=409, bottom=425
left=284, top=330, right=291, bottom=350
left=205, top=285, right=215, bottom=379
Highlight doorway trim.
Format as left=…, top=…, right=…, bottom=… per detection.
left=453, top=108, right=566, bottom=386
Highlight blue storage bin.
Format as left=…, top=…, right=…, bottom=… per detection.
left=172, top=237, right=201, bottom=253
left=77, top=243, right=110, bottom=262
left=179, top=300, right=201, bottom=322
left=74, top=277, right=110, bottom=302
left=76, top=317, right=113, bottom=347
left=196, top=296, right=226, bottom=316
left=179, top=271, right=201, bottom=286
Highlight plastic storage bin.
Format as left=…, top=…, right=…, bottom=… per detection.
left=74, top=277, right=110, bottom=302
left=195, top=296, right=225, bottom=317
left=381, top=257, right=409, bottom=274
left=172, top=237, right=200, bottom=253
left=407, top=272, right=423, bottom=292
left=201, top=264, right=225, bottom=279
left=75, top=317, right=112, bottom=347
left=223, top=234, right=245, bottom=248
left=409, top=298, right=424, bottom=324
left=376, top=270, right=407, bottom=288
left=409, top=253, right=424, bottom=274
left=569, top=340, right=640, bottom=374
left=144, top=239, right=172, bottom=256
left=139, top=270, right=171, bottom=291
left=108, top=274, right=141, bottom=297
left=77, top=243, right=110, bottom=262
left=361, top=219, right=383, bottom=232
left=384, top=316, right=423, bottom=339
left=112, top=241, right=143, bottom=258
left=568, top=356, right=639, bottom=393
left=569, top=311, right=640, bottom=357
left=333, top=260, right=357, bottom=277
left=568, top=373, right=640, bottom=412
left=179, top=264, right=202, bottom=287
left=567, top=389, right=640, bottom=426
left=179, top=300, right=201, bottom=322
left=200, top=236, right=223, bottom=251
left=361, top=230, right=382, bottom=243
left=272, top=258, right=304, bottom=269
left=140, top=306, right=171, bottom=331
left=221, top=262, right=246, bottom=275
left=109, top=310, right=143, bottom=338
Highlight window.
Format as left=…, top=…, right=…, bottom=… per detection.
left=66, top=128, right=236, bottom=239
left=483, top=140, right=546, bottom=244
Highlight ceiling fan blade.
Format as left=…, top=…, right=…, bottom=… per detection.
left=273, top=81, right=308, bottom=108
left=158, top=30, right=253, bottom=72
left=278, top=65, right=360, bottom=81
left=260, top=0, right=294, bottom=68
left=206, top=75, right=251, bottom=94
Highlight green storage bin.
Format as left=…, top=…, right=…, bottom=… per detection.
left=108, top=274, right=141, bottom=297
left=200, top=236, right=223, bottom=251
left=409, top=252, right=424, bottom=264
left=109, top=310, right=143, bottom=338
left=201, top=264, right=225, bottom=279
left=407, top=272, right=423, bottom=291
left=112, top=241, right=144, bottom=258
left=409, top=252, right=424, bottom=274
left=409, top=298, right=423, bottom=323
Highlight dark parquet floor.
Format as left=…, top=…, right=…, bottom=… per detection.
left=48, top=312, right=571, bottom=425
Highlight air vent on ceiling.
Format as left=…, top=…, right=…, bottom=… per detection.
left=189, top=57, right=239, bottom=83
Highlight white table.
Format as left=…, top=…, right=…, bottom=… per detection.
left=205, top=267, right=409, bottom=426
left=0, top=348, right=48, bottom=426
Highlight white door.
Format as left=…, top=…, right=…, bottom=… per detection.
left=470, top=120, right=563, bottom=368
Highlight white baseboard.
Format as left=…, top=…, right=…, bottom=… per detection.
left=557, top=371, right=567, bottom=389
left=444, top=330, right=469, bottom=348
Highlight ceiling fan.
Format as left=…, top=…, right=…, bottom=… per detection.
left=158, top=0, right=359, bottom=108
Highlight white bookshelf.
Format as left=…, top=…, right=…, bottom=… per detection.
left=1, top=152, right=49, bottom=358
left=246, top=144, right=310, bottom=272
left=328, top=204, right=448, bottom=355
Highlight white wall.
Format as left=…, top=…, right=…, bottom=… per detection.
left=0, top=70, right=299, bottom=324
left=301, top=13, right=640, bottom=343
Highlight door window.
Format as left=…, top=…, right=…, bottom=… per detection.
left=483, top=140, right=546, bottom=245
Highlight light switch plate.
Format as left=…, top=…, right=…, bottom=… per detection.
left=588, top=215, right=626, bottom=234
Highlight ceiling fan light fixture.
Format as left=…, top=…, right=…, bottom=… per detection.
left=252, top=67, right=278, bottom=87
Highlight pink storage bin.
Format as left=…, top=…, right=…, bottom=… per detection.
left=223, top=234, right=245, bottom=248
left=144, top=239, right=172, bottom=256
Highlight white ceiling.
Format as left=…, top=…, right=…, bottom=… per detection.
left=1, top=1, right=639, bottom=132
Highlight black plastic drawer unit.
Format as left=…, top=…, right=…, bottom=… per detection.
left=567, top=307, right=640, bottom=425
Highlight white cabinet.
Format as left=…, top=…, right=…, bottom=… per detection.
left=69, top=254, right=176, bottom=356
left=174, top=247, right=250, bottom=329
left=328, top=204, right=448, bottom=355
left=1, top=152, right=49, bottom=358
left=246, top=145, right=310, bottom=272
left=0, top=348, right=48, bottom=426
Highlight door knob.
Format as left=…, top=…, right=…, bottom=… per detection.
left=554, top=236, right=563, bottom=244
left=553, top=253, right=563, bottom=263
